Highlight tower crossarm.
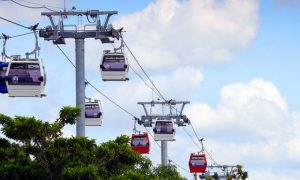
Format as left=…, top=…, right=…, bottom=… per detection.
left=137, top=100, right=190, bottom=127
left=39, top=10, right=121, bottom=44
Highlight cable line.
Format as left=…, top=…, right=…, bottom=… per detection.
left=0, top=31, right=33, bottom=39
left=87, top=82, right=138, bottom=118
left=110, top=42, right=162, bottom=99
left=0, top=16, right=31, bottom=29
left=55, top=44, right=138, bottom=119
left=169, top=159, right=190, bottom=174
left=13, top=0, right=64, bottom=10
left=182, top=127, right=200, bottom=150
left=123, top=40, right=211, bottom=173
left=9, top=0, right=58, bottom=12
left=188, top=121, right=221, bottom=165
left=55, top=45, right=76, bottom=68
left=124, top=40, right=222, bottom=168
left=188, top=119, right=221, bottom=165
left=56, top=44, right=189, bottom=173
left=123, top=40, right=167, bottom=102
left=203, top=146, right=220, bottom=166
left=190, top=123, right=201, bottom=142
left=128, top=62, right=163, bottom=99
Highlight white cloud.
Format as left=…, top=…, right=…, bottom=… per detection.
left=220, top=78, right=288, bottom=111
left=287, top=136, right=300, bottom=160
left=186, top=78, right=290, bottom=141
left=115, top=0, right=259, bottom=70
left=177, top=78, right=300, bottom=179
left=286, top=112, right=300, bottom=161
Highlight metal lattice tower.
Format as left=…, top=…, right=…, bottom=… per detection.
left=39, top=10, right=121, bottom=137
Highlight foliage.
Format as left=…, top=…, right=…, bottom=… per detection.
left=228, top=165, right=248, bottom=180
left=199, top=165, right=248, bottom=180
left=152, top=165, right=182, bottom=180
left=0, top=106, right=185, bottom=179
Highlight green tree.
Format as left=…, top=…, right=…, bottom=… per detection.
left=152, top=165, right=182, bottom=180
left=0, top=106, right=185, bottom=179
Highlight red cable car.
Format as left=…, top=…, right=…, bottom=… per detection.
left=131, top=133, right=150, bottom=154
left=189, top=153, right=207, bottom=173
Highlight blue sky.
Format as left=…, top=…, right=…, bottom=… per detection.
left=1, top=0, right=300, bottom=179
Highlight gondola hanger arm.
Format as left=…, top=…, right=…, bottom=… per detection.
left=25, top=29, right=40, bottom=59
left=1, top=33, right=10, bottom=60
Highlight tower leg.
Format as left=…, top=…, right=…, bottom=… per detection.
left=75, top=38, right=85, bottom=137
left=161, top=141, right=168, bottom=166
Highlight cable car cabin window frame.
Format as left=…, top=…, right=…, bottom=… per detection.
left=7, top=62, right=42, bottom=86
left=190, top=156, right=206, bottom=166
left=85, top=104, right=102, bottom=119
left=131, top=136, right=149, bottom=147
left=153, top=121, right=174, bottom=134
left=101, top=54, right=127, bottom=72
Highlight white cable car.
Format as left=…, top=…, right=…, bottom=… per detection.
left=153, top=120, right=175, bottom=141
left=100, top=50, right=129, bottom=81
left=5, top=57, right=46, bottom=97
left=85, top=100, right=103, bottom=126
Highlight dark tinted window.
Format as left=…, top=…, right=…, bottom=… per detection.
left=190, top=156, right=206, bottom=166
left=132, top=136, right=148, bottom=147
left=85, top=104, right=101, bottom=118
left=8, top=63, right=41, bottom=85
left=154, top=121, right=174, bottom=134
left=102, top=55, right=126, bottom=71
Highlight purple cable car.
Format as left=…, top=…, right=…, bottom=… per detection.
left=153, top=120, right=175, bottom=141
left=5, top=58, right=46, bottom=97
left=85, top=101, right=102, bottom=126
left=0, top=62, right=8, bottom=94
left=100, top=51, right=129, bottom=81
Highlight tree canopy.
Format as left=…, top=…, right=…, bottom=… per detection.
left=0, top=106, right=184, bottom=180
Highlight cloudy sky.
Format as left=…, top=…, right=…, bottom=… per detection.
left=1, top=0, right=300, bottom=179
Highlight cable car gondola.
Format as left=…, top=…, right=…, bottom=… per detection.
left=85, top=100, right=102, bottom=126
left=100, top=50, right=129, bottom=81
left=189, top=153, right=207, bottom=173
left=5, top=57, right=46, bottom=97
left=153, top=120, right=175, bottom=141
left=131, top=133, right=150, bottom=154
left=0, top=61, right=8, bottom=94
